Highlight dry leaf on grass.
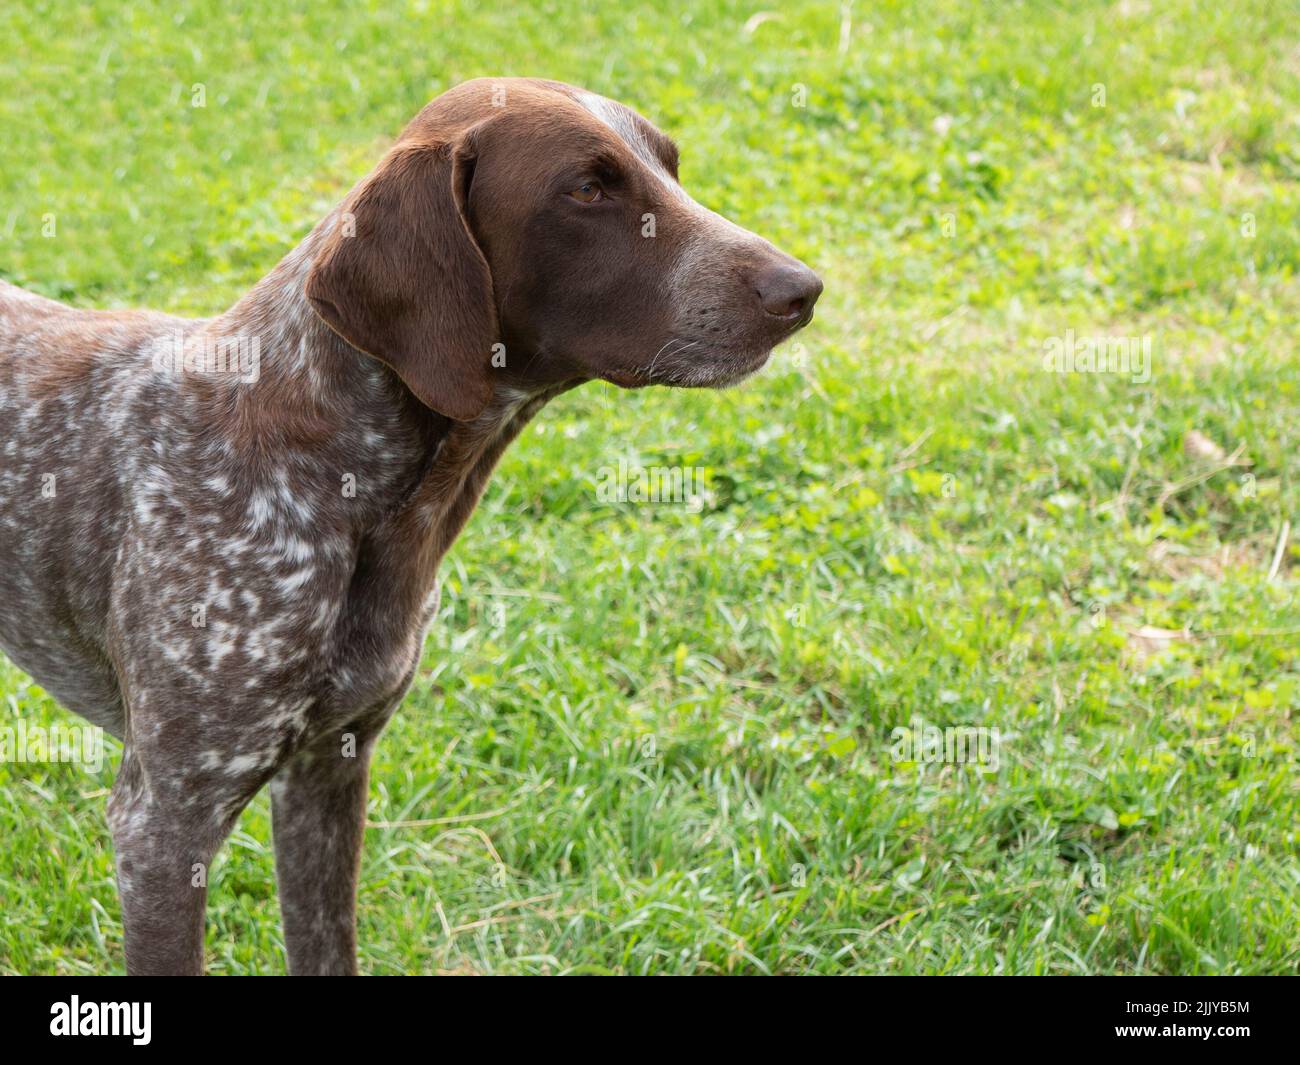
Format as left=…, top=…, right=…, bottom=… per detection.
left=1126, top=624, right=1192, bottom=655
left=1183, top=429, right=1227, bottom=463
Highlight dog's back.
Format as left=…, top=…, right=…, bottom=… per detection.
left=0, top=280, right=190, bottom=735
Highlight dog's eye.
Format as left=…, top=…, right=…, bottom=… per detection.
left=569, top=181, right=604, bottom=203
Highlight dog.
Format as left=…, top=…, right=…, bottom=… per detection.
left=0, top=77, right=821, bottom=974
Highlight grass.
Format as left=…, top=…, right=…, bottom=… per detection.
left=1, top=0, right=1298, bottom=974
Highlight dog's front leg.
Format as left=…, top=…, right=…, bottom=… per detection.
left=269, top=735, right=376, bottom=975
left=108, top=751, right=256, bottom=976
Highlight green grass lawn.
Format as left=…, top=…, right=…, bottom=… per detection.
left=1, top=0, right=1298, bottom=974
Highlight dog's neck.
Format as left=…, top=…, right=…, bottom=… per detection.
left=207, top=208, right=571, bottom=435
left=196, top=213, right=572, bottom=574
left=211, top=212, right=426, bottom=423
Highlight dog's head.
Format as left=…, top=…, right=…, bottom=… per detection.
left=306, top=78, right=822, bottom=420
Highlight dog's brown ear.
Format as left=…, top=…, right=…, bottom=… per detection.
left=305, top=139, right=496, bottom=421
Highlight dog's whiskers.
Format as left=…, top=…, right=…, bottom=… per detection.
left=641, top=337, right=698, bottom=380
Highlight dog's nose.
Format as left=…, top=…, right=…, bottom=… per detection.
left=754, top=259, right=823, bottom=320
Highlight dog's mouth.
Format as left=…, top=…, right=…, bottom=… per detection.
left=598, top=341, right=779, bottom=390
left=600, top=367, right=649, bottom=388
left=689, top=346, right=774, bottom=388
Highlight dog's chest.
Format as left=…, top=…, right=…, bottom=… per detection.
left=296, top=405, right=525, bottom=733
left=316, top=541, right=442, bottom=730
left=308, top=394, right=548, bottom=731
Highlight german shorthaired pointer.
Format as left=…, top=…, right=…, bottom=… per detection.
left=0, top=78, right=821, bottom=974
